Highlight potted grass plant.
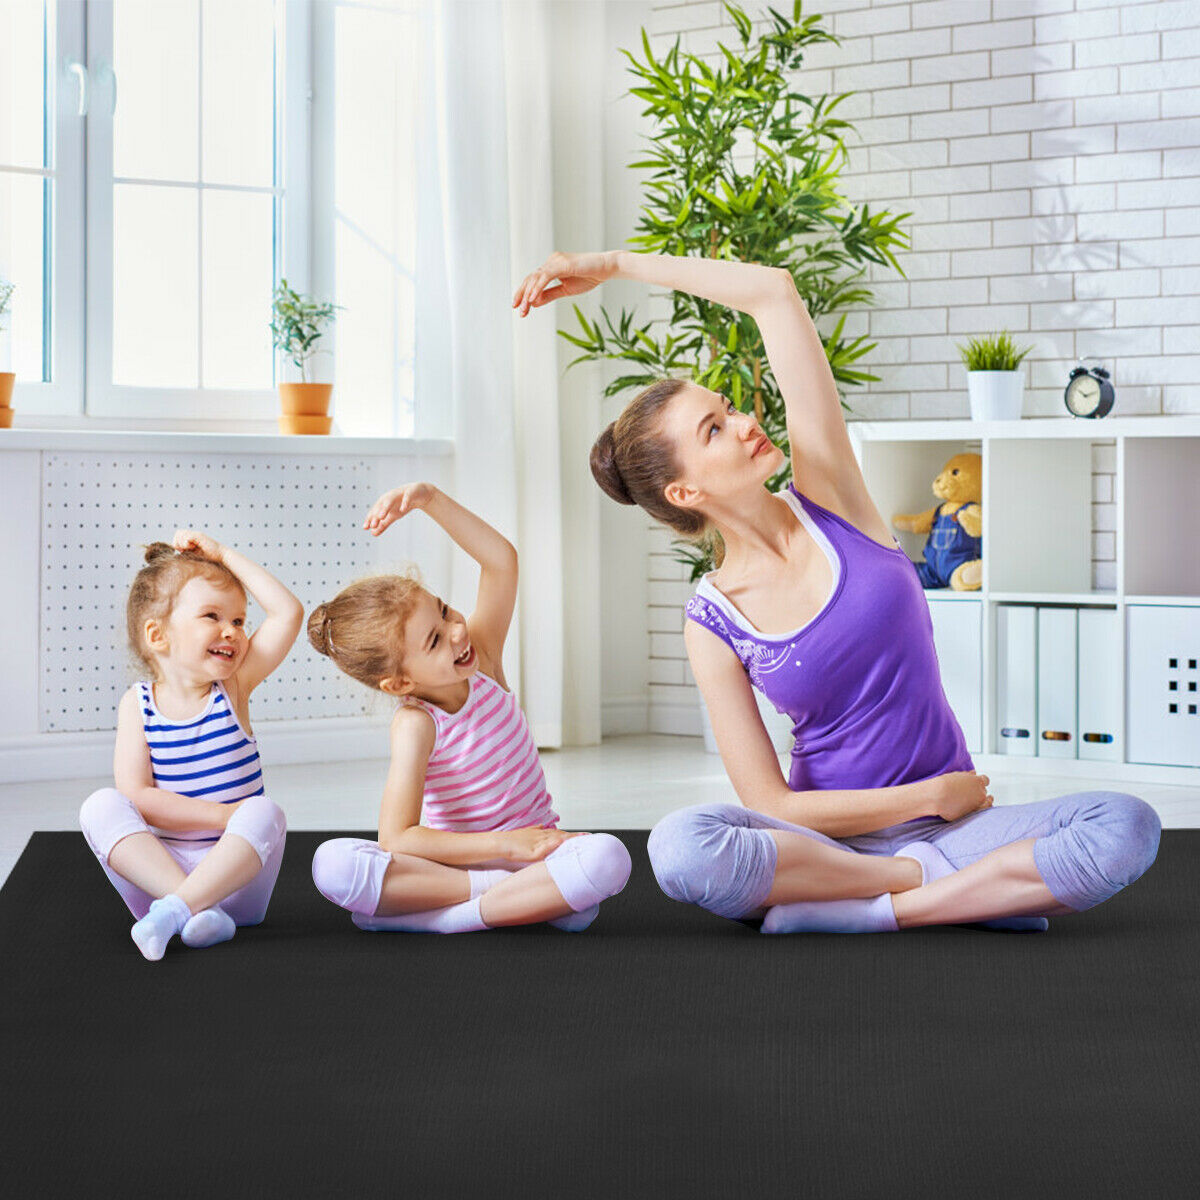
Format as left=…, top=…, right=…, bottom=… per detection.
left=270, top=279, right=340, bottom=434
left=956, top=331, right=1034, bottom=421
left=0, top=279, right=15, bottom=428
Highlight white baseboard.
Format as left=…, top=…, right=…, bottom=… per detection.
left=601, top=695, right=650, bottom=737
left=0, top=716, right=392, bottom=784
left=649, top=700, right=703, bottom=738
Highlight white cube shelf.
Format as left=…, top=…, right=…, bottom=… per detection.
left=851, top=416, right=1200, bottom=783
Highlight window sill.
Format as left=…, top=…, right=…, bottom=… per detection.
left=0, top=426, right=453, bottom=458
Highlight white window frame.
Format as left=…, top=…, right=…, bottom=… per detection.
left=9, top=0, right=86, bottom=421
left=83, top=0, right=311, bottom=423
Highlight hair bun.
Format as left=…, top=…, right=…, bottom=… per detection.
left=306, top=604, right=334, bottom=657
left=589, top=422, right=635, bottom=506
left=143, top=542, right=176, bottom=564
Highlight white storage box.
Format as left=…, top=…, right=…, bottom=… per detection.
left=1037, top=607, right=1078, bottom=760
left=1127, top=605, right=1200, bottom=768
left=927, top=596, right=982, bottom=754
left=995, top=605, right=1037, bottom=757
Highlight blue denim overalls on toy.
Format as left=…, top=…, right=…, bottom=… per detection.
left=914, top=504, right=981, bottom=588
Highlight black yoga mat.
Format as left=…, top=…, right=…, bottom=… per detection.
left=3, top=829, right=1199, bottom=1200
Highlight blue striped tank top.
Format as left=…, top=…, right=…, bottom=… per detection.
left=138, top=680, right=264, bottom=844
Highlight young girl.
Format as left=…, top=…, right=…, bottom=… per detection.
left=79, top=531, right=303, bottom=960
left=308, top=482, right=631, bottom=934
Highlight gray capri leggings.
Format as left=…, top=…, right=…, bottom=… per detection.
left=647, top=791, right=1162, bottom=921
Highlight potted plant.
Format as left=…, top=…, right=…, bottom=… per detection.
left=0, top=278, right=15, bottom=428
left=561, top=1, right=910, bottom=581
left=560, top=1, right=910, bottom=750
left=270, top=279, right=340, bottom=434
left=956, top=331, right=1034, bottom=421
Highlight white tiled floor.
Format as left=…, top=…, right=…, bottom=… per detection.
left=4, top=734, right=1198, bottom=887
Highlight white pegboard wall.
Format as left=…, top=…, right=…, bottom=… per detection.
left=40, top=451, right=442, bottom=733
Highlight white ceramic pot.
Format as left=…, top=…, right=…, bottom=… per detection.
left=698, top=689, right=794, bottom=756
left=967, top=370, right=1024, bottom=421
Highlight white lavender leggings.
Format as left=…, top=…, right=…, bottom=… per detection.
left=647, top=791, right=1162, bottom=921
left=79, top=788, right=287, bottom=925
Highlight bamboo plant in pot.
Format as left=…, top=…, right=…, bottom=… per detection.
left=957, top=331, right=1034, bottom=421
left=0, top=279, right=15, bottom=428
left=561, top=1, right=910, bottom=582
left=270, top=279, right=340, bottom=434
left=558, top=2, right=910, bottom=750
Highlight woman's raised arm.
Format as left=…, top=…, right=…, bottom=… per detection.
left=515, top=249, right=882, bottom=527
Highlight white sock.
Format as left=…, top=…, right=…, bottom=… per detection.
left=894, top=840, right=1049, bottom=932
left=468, top=868, right=513, bottom=898
left=471, top=866, right=601, bottom=930
left=130, top=893, right=192, bottom=960
left=548, top=904, right=601, bottom=932
left=761, top=893, right=898, bottom=934
left=352, top=895, right=490, bottom=934
left=181, top=905, right=237, bottom=949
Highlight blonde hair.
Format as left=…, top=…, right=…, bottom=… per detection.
left=126, top=543, right=245, bottom=674
left=307, top=570, right=425, bottom=690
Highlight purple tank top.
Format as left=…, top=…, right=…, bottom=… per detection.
left=684, top=484, right=973, bottom=792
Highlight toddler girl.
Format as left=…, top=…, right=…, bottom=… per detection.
left=79, top=531, right=303, bottom=960
left=308, top=482, right=631, bottom=933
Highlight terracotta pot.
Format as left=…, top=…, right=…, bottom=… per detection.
left=0, top=407, right=12, bottom=429
left=278, top=413, right=332, bottom=435
left=0, top=372, right=14, bottom=408
left=278, top=382, right=333, bottom=417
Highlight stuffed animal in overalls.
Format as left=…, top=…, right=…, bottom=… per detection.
left=891, top=452, right=983, bottom=590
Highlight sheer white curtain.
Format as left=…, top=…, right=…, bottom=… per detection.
left=429, top=0, right=603, bottom=746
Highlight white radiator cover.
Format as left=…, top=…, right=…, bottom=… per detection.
left=37, top=447, right=448, bottom=734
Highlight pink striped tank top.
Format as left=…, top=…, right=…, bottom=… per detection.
left=403, top=671, right=559, bottom=833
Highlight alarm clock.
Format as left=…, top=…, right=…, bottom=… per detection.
left=1064, top=361, right=1114, bottom=419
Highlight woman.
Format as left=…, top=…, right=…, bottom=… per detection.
left=514, top=249, right=1160, bottom=934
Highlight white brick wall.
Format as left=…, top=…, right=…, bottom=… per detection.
left=638, top=0, right=1200, bottom=734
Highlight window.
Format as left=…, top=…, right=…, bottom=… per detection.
left=0, top=0, right=433, bottom=434
left=0, top=0, right=83, bottom=415
left=87, top=0, right=308, bottom=421
left=0, top=0, right=308, bottom=424
left=0, top=1, right=53, bottom=382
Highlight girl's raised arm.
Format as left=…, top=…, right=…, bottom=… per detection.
left=173, top=530, right=304, bottom=695
left=363, top=483, right=518, bottom=669
left=515, top=250, right=884, bottom=533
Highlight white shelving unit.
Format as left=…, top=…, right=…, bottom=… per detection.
left=849, top=415, right=1200, bottom=787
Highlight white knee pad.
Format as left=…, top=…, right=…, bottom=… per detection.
left=544, top=833, right=632, bottom=913
left=78, top=788, right=148, bottom=862
left=225, top=795, right=287, bottom=864
left=311, top=838, right=390, bottom=915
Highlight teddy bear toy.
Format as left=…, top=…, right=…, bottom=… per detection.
left=891, top=451, right=982, bottom=590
